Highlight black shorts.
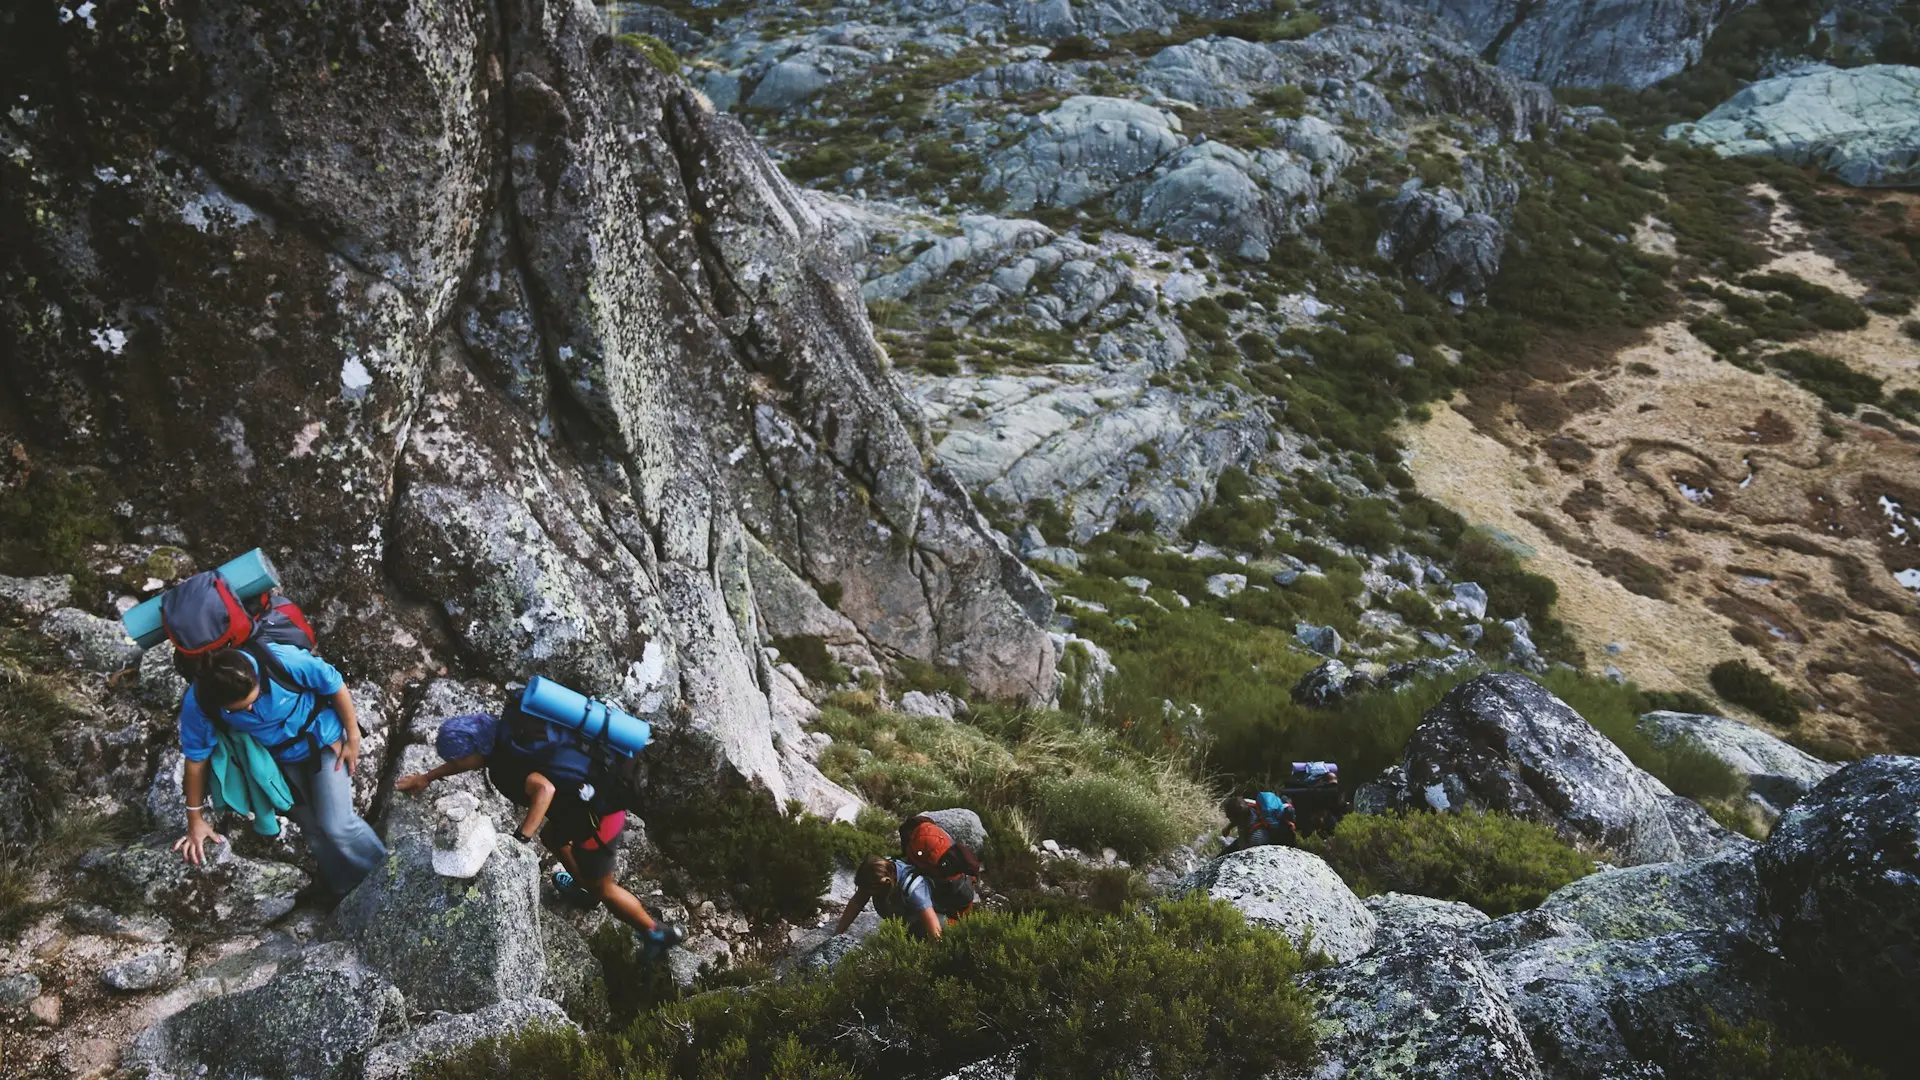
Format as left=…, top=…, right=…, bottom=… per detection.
left=542, top=800, right=624, bottom=882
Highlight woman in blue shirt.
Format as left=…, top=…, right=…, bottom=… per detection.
left=172, top=646, right=386, bottom=898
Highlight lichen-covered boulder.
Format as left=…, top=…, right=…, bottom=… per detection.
left=1376, top=184, right=1505, bottom=298
left=362, top=997, right=576, bottom=1080
left=920, top=807, right=988, bottom=851
left=1404, top=673, right=1738, bottom=866
left=1480, top=929, right=1789, bottom=1080
left=984, top=96, right=1186, bottom=210
left=125, top=945, right=408, bottom=1080
left=101, top=945, right=186, bottom=993
left=1413, top=0, right=1734, bottom=88
left=39, top=607, right=142, bottom=674
left=1306, top=924, right=1542, bottom=1080
left=1755, top=756, right=1920, bottom=1055
left=77, top=842, right=306, bottom=935
left=0, top=574, right=72, bottom=619
left=331, top=777, right=546, bottom=1014
left=1517, top=848, right=1763, bottom=944
left=1364, top=891, right=1491, bottom=950
left=1173, top=847, right=1377, bottom=962
left=1638, top=711, right=1837, bottom=819
left=1667, top=64, right=1920, bottom=186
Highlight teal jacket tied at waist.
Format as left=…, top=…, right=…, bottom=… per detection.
left=208, top=726, right=294, bottom=836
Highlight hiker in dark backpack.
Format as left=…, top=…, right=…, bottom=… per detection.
left=833, top=815, right=982, bottom=940
left=173, top=648, right=386, bottom=898
left=395, top=702, right=684, bottom=957
left=1221, top=791, right=1297, bottom=852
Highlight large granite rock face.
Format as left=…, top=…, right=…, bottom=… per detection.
left=77, top=843, right=307, bottom=935
left=362, top=997, right=576, bottom=1080
left=125, top=945, right=409, bottom=1080
left=0, top=0, right=1054, bottom=813
left=1755, top=756, right=1920, bottom=1058
left=1402, top=674, right=1739, bottom=866
left=1667, top=64, right=1920, bottom=186
left=1638, top=710, right=1838, bottom=818
left=1173, top=847, right=1378, bottom=962
left=1412, top=0, right=1742, bottom=88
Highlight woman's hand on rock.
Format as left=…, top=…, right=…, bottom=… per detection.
left=173, top=817, right=224, bottom=866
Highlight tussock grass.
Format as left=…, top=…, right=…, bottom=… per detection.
left=1308, top=810, right=1594, bottom=916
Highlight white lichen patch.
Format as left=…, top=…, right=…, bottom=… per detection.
left=89, top=325, right=127, bottom=354
left=180, top=185, right=259, bottom=234
left=341, top=356, right=375, bottom=398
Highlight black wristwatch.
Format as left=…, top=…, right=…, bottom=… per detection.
left=512, top=830, right=534, bottom=844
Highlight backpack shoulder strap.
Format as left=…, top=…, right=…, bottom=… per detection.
left=240, top=639, right=301, bottom=694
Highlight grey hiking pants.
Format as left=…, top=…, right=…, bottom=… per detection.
left=281, top=748, right=387, bottom=895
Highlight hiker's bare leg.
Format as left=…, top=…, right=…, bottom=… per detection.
left=583, top=872, right=657, bottom=932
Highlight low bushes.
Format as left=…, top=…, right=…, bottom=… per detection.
left=1709, top=660, right=1802, bottom=727
left=416, top=899, right=1319, bottom=1080
left=1698, top=1014, right=1886, bottom=1080
left=645, top=784, right=884, bottom=923
left=1307, top=809, right=1594, bottom=916
left=1537, top=669, right=1746, bottom=800
left=814, top=702, right=1216, bottom=866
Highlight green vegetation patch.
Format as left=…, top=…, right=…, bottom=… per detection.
left=644, top=784, right=883, bottom=923
left=1709, top=659, right=1803, bottom=727
left=415, top=898, right=1319, bottom=1080
left=1698, top=1013, right=1886, bottom=1080
left=1307, top=809, right=1594, bottom=916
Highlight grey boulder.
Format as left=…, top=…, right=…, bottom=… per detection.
left=1414, top=0, right=1734, bottom=88
left=1403, top=673, right=1739, bottom=866
left=0, top=573, right=72, bottom=619
left=362, top=997, right=576, bottom=1080
left=126, top=946, right=408, bottom=1080
left=920, top=807, right=988, bottom=850
left=1173, top=847, right=1377, bottom=962
left=331, top=778, right=547, bottom=1014
left=1376, top=184, right=1505, bottom=298
left=39, top=606, right=142, bottom=673
left=1755, top=756, right=1920, bottom=1055
left=1638, top=710, right=1837, bottom=818
left=77, top=842, right=307, bottom=934
left=1668, top=64, right=1920, bottom=187
left=1364, top=891, right=1492, bottom=950
left=102, top=945, right=187, bottom=993
left=984, top=96, right=1185, bottom=211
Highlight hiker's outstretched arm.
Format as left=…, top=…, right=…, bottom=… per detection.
left=517, top=771, right=557, bottom=840
left=172, top=759, right=225, bottom=865
left=394, top=753, right=486, bottom=793
left=330, top=688, right=362, bottom=774
left=917, top=907, right=943, bottom=940
left=834, top=889, right=870, bottom=934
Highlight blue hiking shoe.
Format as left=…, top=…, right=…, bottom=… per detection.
left=638, top=922, right=686, bottom=960
left=551, top=870, right=592, bottom=906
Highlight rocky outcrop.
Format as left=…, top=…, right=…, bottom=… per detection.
left=1292, top=650, right=1483, bottom=708
left=1376, top=184, right=1507, bottom=301
left=362, top=997, right=577, bottom=1080
left=1411, top=0, right=1741, bottom=88
left=1638, top=710, right=1837, bottom=819
left=77, top=843, right=307, bottom=936
left=1306, top=920, right=1543, bottom=1080
left=1400, top=673, right=1741, bottom=865
left=125, top=944, right=409, bottom=1080
left=0, top=0, right=1055, bottom=818
left=1667, top=64, right=1920, bottom=187
left=1755, top=756, right=1920, bottom=1058
left=331, top=766, right=548, bottom=1014
left=1174, top=847, right=1378, bottom=962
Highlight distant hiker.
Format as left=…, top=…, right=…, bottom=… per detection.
left=1284, top=761, right=1342, bottom=836
left=395, top=703, right=684, bottom=955
left=1221, top=791, right=1297, bottom=852
left=173, top=646, right=386, bottom=898
left=834, top=815, right=982, bottom=940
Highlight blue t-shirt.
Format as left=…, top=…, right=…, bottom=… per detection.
left=178, top=644, right=346, bottom=764
left=876, top=858, right=934, bottom=920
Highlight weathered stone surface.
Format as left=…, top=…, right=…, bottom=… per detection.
left=1403, top=674, right=1739, bottom=866
left=0, top=574, right=73, bottom=620
left=1413, top=0, right=1737, bottom=88
left=125, top=945, right=408, bottom=1080
left=1639, top=711, right=1837, bottom=819
left=1364, top=891, right=1492, bottom=950
left=66, top=903, right=174, bottom=944
left=1513, top=848, right=1761, bottom=944
left=1481, top=928, right=1788, bottom=1080
left=984, top=96, right=1186, bottom=210
left=431, top=790, right=499, bottom=879
left=1174, top=847, right=1377, bottom=962
left=78, top=842, right=306, bottom=934
left=1668, top=64, right=1920, bottom=186
left=1755, top=756, right=1920, bottom=1054
left=362, top=998, right=576, bottom=1080
left=332, top=778, right=546, bottom=1014
left=0, top=972, right=43, bottom=1009
left=1307, top=923, right=1542, bottom=1080
left=101, top=945, right=187, bottom=993
left=39, top=607, right=142, bottom=674
left=1376, top=184, right=1505, bottom=298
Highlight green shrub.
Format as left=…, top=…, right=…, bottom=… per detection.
left=416, top=899, right=1318, bottom=1080
left=617, top=33, right=682, bottom=75
left=645, top=787, right=835, bottom=923
left=771, top=634, right=849, bottom=687
left=1698, top=1014, right=1885, bottom=1080
left=1767, top=349, right=1883, bottom=414
left=1307, top=810, right=1593, bottom=916
left=1538, top=669, right=1745, bottom=799
left=1031, top=773, right=1188, bottom=862
left=0, top=468, right=118, bottom=584
left=1710, top=660, right=1802, bottom=726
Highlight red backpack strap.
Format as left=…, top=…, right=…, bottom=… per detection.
left=161, top=572, right=254, bottom=656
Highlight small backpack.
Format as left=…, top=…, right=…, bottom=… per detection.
left=163, top=570, right=317, bottom=679
left=899, top=815, right=982, bottom=918
left=1252, top=791, right=1297, bottom=841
